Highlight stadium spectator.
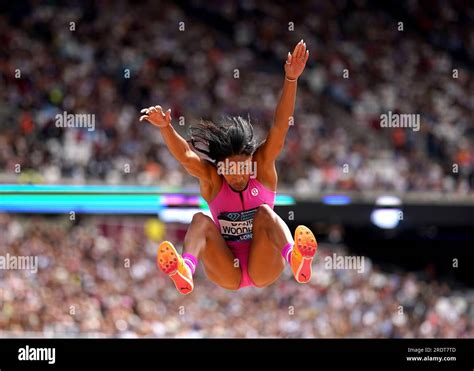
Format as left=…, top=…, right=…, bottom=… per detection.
left=0, top=1, right=473, bottom=193
left=0, top=214, right=472, bottom=338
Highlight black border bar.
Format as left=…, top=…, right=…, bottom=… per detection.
left=0, top=338, right=472, bottom=370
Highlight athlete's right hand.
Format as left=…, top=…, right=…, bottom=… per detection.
left=139, top=105, right=171, bottom=128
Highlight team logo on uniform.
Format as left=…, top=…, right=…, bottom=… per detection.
left=227, top=212, right=240, bottom=221
left=251, top=187, right=259, bottom=196
left=218, top=208, right=258, bottom=242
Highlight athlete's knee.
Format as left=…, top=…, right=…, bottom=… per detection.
left=185, top=213, right=214, bottom=250
left=191, top=212, right=213, bottom=225
left=254, top=204, right=274, bottom=225
left=191, top=212, right=216, bottom=235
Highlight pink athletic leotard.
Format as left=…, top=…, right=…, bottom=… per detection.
left=208, top=177, right=276, bottom=288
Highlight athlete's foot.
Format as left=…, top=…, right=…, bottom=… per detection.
left=157, top=241, right=194, bottom=295
left=290, top=225, right=318, bottom=283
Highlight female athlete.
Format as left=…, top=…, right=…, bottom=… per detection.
left=139, top=40, right=317, bottom=294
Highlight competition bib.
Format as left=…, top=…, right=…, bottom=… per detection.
left=217, top=208, right=258, bottom=242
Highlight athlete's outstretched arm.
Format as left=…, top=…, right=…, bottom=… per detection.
left=258, top=40, right=309, bottom=162
left=139, top=106, right=212, bottom=181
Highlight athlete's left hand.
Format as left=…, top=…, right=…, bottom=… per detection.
left=284, top=40, right=309, bottom=80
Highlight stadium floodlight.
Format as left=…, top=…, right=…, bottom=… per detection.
left=370, top=208, right=402, bottom=229
left=322, top=195, right=351, bottom=205
left=159, top=208, right=213, bottom=224
left=375, top=195, right=402, bottom=206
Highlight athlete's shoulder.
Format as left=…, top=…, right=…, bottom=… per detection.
left=253, top=149, right=277, bottom=191
left=201, top=172, right=224, bottom=203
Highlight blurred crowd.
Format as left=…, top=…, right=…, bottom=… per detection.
left=0, top=0, right=473, bottom=192
left=0, top=214, right=472, bottom=338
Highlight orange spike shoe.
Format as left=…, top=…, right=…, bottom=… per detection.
left=157, top=241, right=194, bottom=295
left=290, top=226, right=318, bottom=283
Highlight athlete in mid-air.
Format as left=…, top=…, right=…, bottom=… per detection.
left=139, top=40, right=317, bottom=294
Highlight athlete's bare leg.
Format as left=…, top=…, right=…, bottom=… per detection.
left=183, top=212, right=241, bottom=290
left=247, top=204, right=292, bottom=287
left=248, top=204, right=318, bottom=287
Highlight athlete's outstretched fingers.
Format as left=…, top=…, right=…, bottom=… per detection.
left=140, top=108, right=149, bottom=114
left=292, top=40, right=301, bottom=57
left=165, top=109, right=171, bottom=122
left=296, top=40, right=304, bottom=58
left=304, top=50, right=309, bottom=63
left=299, top=41, right=306, bottom=58
left=139, top=115, right=149, bottom=122
left=301, top=43, right=307, bottom=60
left=286, top=52, right=292, bottom=65
left=149, top=106, right=157, bottom=113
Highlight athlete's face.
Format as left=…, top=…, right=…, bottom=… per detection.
left=220, top=154, right=254, bottom=192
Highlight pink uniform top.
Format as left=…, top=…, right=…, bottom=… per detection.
left=208, top=177, right=276, bottom=249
